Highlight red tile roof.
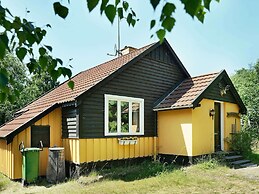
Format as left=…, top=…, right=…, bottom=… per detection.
left=154, top=72, right=220, bottom=110
left=0, top=43, right=154, bottom=138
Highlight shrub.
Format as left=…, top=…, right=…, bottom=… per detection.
left=228, top=127, right=256, bottom=154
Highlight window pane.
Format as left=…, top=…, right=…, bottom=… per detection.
left=109, top=100, right=117, bottom=133
left=121, top=101, right=129, bottom=133
left=132, top=102, right=140, bottom=133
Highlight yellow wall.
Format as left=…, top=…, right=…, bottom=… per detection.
left=224, top=102, right=241, bottom=150
left=0, top=139, right=10, bottom=178
left=63, top=137, right=156, bottom=164
left=192, top=99, right=214, bottom=156
left=157, top=109, right=193, bottom=156
left=0, top=108, right=62, bottom=179
left=157, top=99, right=241, bottom=157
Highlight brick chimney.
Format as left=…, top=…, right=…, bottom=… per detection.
left=121, top=46, right=137, bottom=55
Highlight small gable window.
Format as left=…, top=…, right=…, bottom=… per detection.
left=105, top=94, right=144, bottom=136
left=31, top=125, right=50, bottom=147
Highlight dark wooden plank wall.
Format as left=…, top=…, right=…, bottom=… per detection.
left=78, top=44, right=188, bottom=138
left=62, top=106, right=79, bottom=138
left=204, top=77, right=236, bottom=103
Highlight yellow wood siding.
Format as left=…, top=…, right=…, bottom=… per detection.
left=63, top=137, right=155, bottom=164
left=157, top=109, right=193, bottom=156
left=0, top=108, right=62, bottom=179
left=0, top=139, right=8, bottom=177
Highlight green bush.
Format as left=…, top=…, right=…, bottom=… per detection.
left=228, top=127, right=256, bottom=154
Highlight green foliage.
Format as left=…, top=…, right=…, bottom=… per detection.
left=0, top=0, right=219, bottom=100
left=0, top=53, right=58, bottom=125
left=53, top=2, right=69, bottom=19
left=231, top=62, right=259, bottom=129
left=149, top=0, right=219, bottom=41
left=0, top=3, right=73, bottom=102
left=193, top=154, right=225, bottom=170
left=227, top=128, right=254, bottom=155
left=231, top=61, right=259, bottom=161
left=105, top=4, right=117, bottom=23
left=244, top=151, right=259, bottom=165
left=101, top=160, right=176, bottom=181
left=195, top=158, right=220, bottom=170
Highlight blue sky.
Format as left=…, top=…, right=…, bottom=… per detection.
left=2, top=0, right=259, bottom=81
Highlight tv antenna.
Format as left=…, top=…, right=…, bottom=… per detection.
left=107, top=16, right=122, bottom=57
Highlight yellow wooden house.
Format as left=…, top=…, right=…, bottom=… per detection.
left=0, top=39, right=246, bottom=179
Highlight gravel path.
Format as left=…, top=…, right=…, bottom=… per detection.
left=234, top=166, right=259, bottom=180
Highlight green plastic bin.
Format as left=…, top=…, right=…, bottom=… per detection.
left=21, top=148, right=41, bottom=184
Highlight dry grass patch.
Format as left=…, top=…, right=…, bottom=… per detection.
left=1, top=160, right=258, bottom=194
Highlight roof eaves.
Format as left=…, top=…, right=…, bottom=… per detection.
left=153, top=104, right=193, bottom=111
left=15, top=71, right=83, bottom=115
left=3, top=103, right=59, bottom=144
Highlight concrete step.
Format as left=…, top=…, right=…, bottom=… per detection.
left=231, top=159, right=251, bottom=166
left=225, top=151, right=237, bottom=156
left=225, top=155, right=243, bottom=161
left=239, top=163, right=258, bottom=168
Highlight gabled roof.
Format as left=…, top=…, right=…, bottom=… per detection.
left=154, top=72, right=219, bottom=110
left=0, top=39, right=190, bottom=142
left=154, top=70, right=247, bottom=114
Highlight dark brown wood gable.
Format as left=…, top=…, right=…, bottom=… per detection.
left=146, top=41, right=190, bottom=78
left=193, top=70, right=246, bottom=114
left=77, top=42, right=189, bottom=138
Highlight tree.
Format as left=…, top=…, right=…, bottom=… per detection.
left=0, top=0, right=219, bottom=101
left=0, top=53, right=58, bottom=125
left=231, top=61, right=259, bottom=134
left=230, top=63, right=259, bottom=154
left=0, top=53, right=28, bottom=124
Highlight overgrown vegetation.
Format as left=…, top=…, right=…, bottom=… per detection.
left=99, top=160, right=177, bottom=181
left=0, top=159, right=258, bottom=194
left=231, top=61, right=259, bottom=163
left=227, top=128, right=254, bottom=154
left=0, top=174, right=10, bottom=192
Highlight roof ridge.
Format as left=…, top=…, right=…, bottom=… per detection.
left=191, top=71, right=220, bottom=79
left=16, top=43, right=157, bottom=114
left=80, top=42, right=156, bottom=74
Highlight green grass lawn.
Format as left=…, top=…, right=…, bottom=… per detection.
left=0, top=159, right=258, bottom=194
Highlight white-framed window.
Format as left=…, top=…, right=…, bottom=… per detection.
left=104, top=94, right=144, bottom=136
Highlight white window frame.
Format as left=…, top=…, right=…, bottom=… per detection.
left=104, top=94, right=144, bottom=136
left=215, top=100, right=225, bottom=151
